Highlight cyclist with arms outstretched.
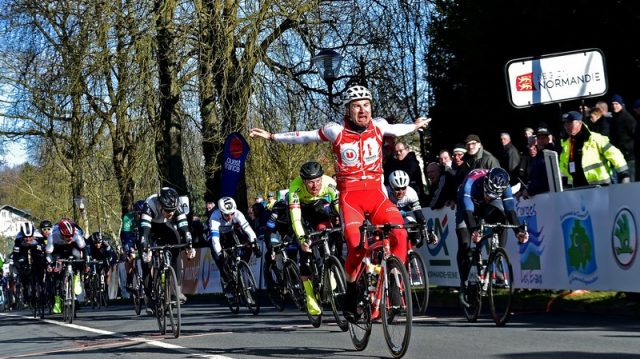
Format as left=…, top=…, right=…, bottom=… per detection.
left=250, top=85, right=431, bottom=321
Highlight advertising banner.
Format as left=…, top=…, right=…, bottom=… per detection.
left=220, top=132, right=250, bottom=198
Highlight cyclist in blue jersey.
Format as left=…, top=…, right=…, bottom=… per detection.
left=456, top=167, right=528, bottom=306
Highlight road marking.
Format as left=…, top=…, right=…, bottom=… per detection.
left=0, top=312, right=233, bottom=358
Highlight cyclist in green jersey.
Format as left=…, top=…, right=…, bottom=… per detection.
left=289, top=161, right=341, bottom=315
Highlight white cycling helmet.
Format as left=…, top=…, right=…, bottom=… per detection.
left=20, top=222, right=35, bottom=237
left=389, top=170, right=410, bottom=189
left=341, top=85, right=372, bottom=107
left=218, top=197, right=237, bottom=215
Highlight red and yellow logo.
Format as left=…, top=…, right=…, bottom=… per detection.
left=515, top=73, right=536, bottom=92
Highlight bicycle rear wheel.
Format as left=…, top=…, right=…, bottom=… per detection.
left=265, top=261, right=285, bottom=312
left=323, top=255, right=349, bottom=332
left=165, top=266, right=181, bottom=338
left=283, top=259, right=306, bottom=312
left=348, top=269, right=372, bottom=351
left=237, top=260, right=260, bottom=315
left=488, top=248, right=513, bottom=326
left=381, top=255, right=412, bottom=359
left=406, top=251, right=429, bottom=315
left=462, top=259, right=482, bottom=322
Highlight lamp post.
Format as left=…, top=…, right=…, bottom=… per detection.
left=312, top=49, right=343, bottom=108
left=73, top=195, right=89, bottom=234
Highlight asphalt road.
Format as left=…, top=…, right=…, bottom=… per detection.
left=1, top=297, right=639, bottom=359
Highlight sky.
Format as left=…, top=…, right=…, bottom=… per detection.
left=1, top=140, right=27, bottom=167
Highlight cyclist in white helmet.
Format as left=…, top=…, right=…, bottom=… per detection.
left=250, top=85, right=431, bottom=322
left=208, top=197, right=262, bottom=293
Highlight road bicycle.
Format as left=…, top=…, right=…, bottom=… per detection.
left=129, top=257, right=146, bottom=316
left=263, top=234, right=306, bottom=312
left=403, top=222, right=436, bottom=316
left=462, top=221, right=522, bottom=326
left=349, top=217, right=412, bottom=358
left=85, top=259, right=109, bottom=309
left=219, top=227, right=260, bottom=315
left=149, top=243, right=188, bottom=338
left=56, top=258, right=86, bottom=324
left=28, top=253, right=47, bottom=319
left=305, top=226, right=348, bottom=331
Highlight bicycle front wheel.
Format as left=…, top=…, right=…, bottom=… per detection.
left=153, top=272, right=166, bottom=335
left=406, top=251, right=429, bottom=315
left=462, top=257, right=482, bottom=322
left=348, top=268, right=372, bottom=351
left=381, top=255, right=412, bottom=359
left=265, top=261, right=285, bottom=312
left=237, top=260, right=260, bottom=315
left=488, top=248, right=513, bottom=326
left=283, top=259, right=306, bottom=312
left=63, top=274, right=75, bottom=324
left=165, top=266, right=181, bottom=338
left=132, top=271, right=142, bottom=316
left=323, top=255, right=349, bottom=332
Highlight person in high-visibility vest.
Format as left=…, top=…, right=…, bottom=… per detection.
left=559, top=111, right=629, bottom=187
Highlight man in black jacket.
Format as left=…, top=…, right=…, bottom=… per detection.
left=610, top=94, right=636, bottom=181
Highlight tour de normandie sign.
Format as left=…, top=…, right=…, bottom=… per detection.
left=505, top=48, right=607, bottom=108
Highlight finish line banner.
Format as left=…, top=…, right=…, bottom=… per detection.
left=219, top=132, right=250, bottom=198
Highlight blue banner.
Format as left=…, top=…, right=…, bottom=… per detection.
left=219, top=132, right=250, bottom=198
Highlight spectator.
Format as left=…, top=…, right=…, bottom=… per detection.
left=463, top=134, right=501, bottom=171
left=632, top=99, right=640, bottom=180
left=255, top=195, right=265, bottom=207
left=518, top=135, right=549, bottom=198
left=595, top=100, right=613, bottom=118
left=451, top=143, right=468, bottom=188
left=521, top=127, right=534, bottom=152
left=266, top=191, right=277, bottom=209
left=425, top=162, right=457, bottom=210
left=384, top=140, right=428, bottom=205
left=499, top=132, right=521, bottom=185
left=517, top=136, right=537, bottom=189
left=559, top=111, right=629, bottom=188
left=610, top=94, right=636, bottom=181
left=588, top=106, right=611, bottom=136
left=536, top=123, right=561, bottom=153
left=438, top=149, right=453, bottom=173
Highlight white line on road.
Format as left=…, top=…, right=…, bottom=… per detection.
left=0, top=312, right=233, bottom=358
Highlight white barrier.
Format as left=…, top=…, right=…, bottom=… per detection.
left=177, top=184, right=640, bottom=294
left=417, top=183, right=640, bottom=292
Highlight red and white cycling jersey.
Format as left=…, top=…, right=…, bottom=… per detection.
left=274, top=118, right=416, bottom=192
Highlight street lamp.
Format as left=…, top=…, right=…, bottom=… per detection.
left=73, top=195, right=89, bottom=233
left=312, top=49, right=343, bottom=108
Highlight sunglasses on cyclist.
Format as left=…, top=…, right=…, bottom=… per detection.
left=393, top=187, right=407, bottom=191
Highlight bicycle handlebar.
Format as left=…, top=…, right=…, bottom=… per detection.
left=305, top=227, right=342, bottom=247
left=149, top=243, right=189, bottom=251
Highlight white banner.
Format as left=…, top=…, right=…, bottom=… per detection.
left=505, top=48, right=607, bottom=108
left=417, top=184, right=640, bottom=292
